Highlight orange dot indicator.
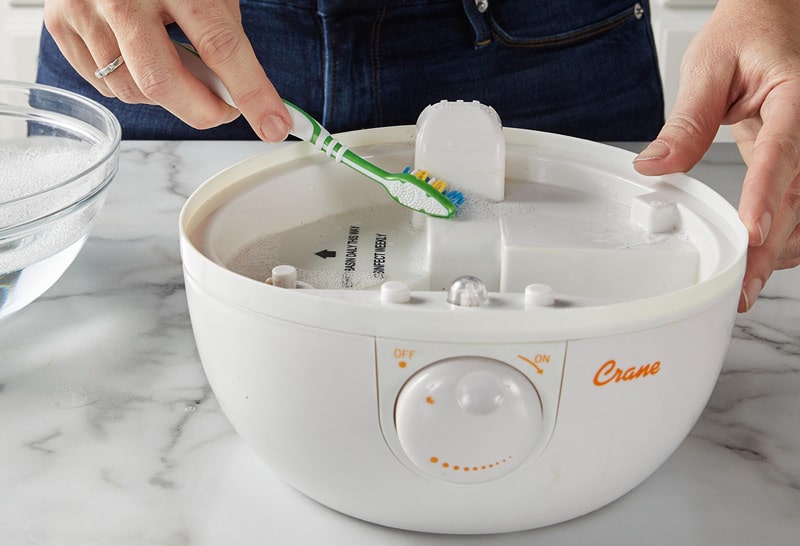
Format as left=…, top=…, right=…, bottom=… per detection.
left=438, top=457, right=514, bottom=472
left=398, top=361, right=407, bottom=368
left=425, top=396, right=435, bottom=405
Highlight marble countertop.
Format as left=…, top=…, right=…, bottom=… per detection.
left=1, top=141, right=798, bottom=546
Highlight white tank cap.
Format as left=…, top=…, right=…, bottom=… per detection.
left=381, top=280, right=411, bottom=304
left=268, top=264, right=298, bottom=289
left=524, top=283, right=555, bottom=308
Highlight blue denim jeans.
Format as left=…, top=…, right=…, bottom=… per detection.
left=37, top=0, right=664, bottom=141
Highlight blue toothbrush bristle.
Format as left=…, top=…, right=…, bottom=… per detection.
left=444, top=189, right=465, bottom=208
left=403, top=166, right=464, bottom=210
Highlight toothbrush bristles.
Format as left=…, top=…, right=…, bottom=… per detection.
left=430, top=179, right=447, bottom=192
left=444, top=189, right=465, bottom=207
left=403, top=166, right=464, bottom=210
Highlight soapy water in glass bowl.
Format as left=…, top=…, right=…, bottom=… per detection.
left=0, top=139, right=106, bottom=318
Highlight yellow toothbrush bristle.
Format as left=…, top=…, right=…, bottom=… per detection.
left=430, top=179, right=447, bottom=192
left=410, top=168, right=447, bottom=192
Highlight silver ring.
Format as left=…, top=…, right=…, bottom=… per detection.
left=94, top=55, right=124, bottom=79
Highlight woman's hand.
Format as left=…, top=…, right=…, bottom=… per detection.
left=633, top=0, right=800, bottom=311
left=44, top=0, right=290, bottom=142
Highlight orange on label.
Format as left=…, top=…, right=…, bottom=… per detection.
left=393, top=348, right=416, bottom=359
left=593, top=359, right=661, bottom=386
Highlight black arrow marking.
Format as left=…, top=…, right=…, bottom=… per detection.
left=315, top=249, right=337, bottom=259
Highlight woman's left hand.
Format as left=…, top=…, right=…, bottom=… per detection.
left=633, top=0, right=800, bottom=312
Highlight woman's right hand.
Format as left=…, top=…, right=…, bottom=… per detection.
left=44, top=0, right=291, bottom=142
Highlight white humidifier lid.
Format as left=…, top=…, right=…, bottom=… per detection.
left=181, top=104, right=747, bottom=342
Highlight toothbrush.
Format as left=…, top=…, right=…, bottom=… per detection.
left=403, top=166, right=465, bottom=209
left=282, top=101, right=460, bottom=218
left=173, top=41, right=461, bottom=219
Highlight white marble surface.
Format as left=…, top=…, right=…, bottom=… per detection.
left=1, top=141, right=798, bottom=546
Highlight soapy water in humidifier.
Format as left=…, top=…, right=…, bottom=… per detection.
left=223, top=190, right=537, bottom=290
left=228, top=202, right=431, bottom=290
left=222, top=176, right=695, bottom=295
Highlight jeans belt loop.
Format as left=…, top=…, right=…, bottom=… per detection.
left=462, top=0, right=492, bottom=49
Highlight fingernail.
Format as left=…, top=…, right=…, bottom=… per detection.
left=754, top=211, right=772, bottom=246
left=742, top=277, right=763, bottom=311
left=633, top=140, right=671, bottom=162
left=260, top=114, right=290, bottom=143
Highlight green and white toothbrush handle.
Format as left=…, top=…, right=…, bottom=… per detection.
left=283, top=101, right=397, bottom=185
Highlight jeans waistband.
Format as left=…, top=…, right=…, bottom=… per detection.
left=243, top=0, right=490, bottom=47
left=242, top=0, right=459, bottom=10
left=461, top=0, right=492, bottom=48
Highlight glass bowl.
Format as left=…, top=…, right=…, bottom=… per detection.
left=0, top=80, right=121, bottom=319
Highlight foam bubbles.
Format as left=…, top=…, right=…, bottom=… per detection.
left=1, top=138, right=106, bottom=232
left=1, top=139, right=100, bottom=202
left=0, top=139, right=106, bottom=276
left=452, top=189, right=537, bottom=221
left=225, top=202, right=429, bottom=290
